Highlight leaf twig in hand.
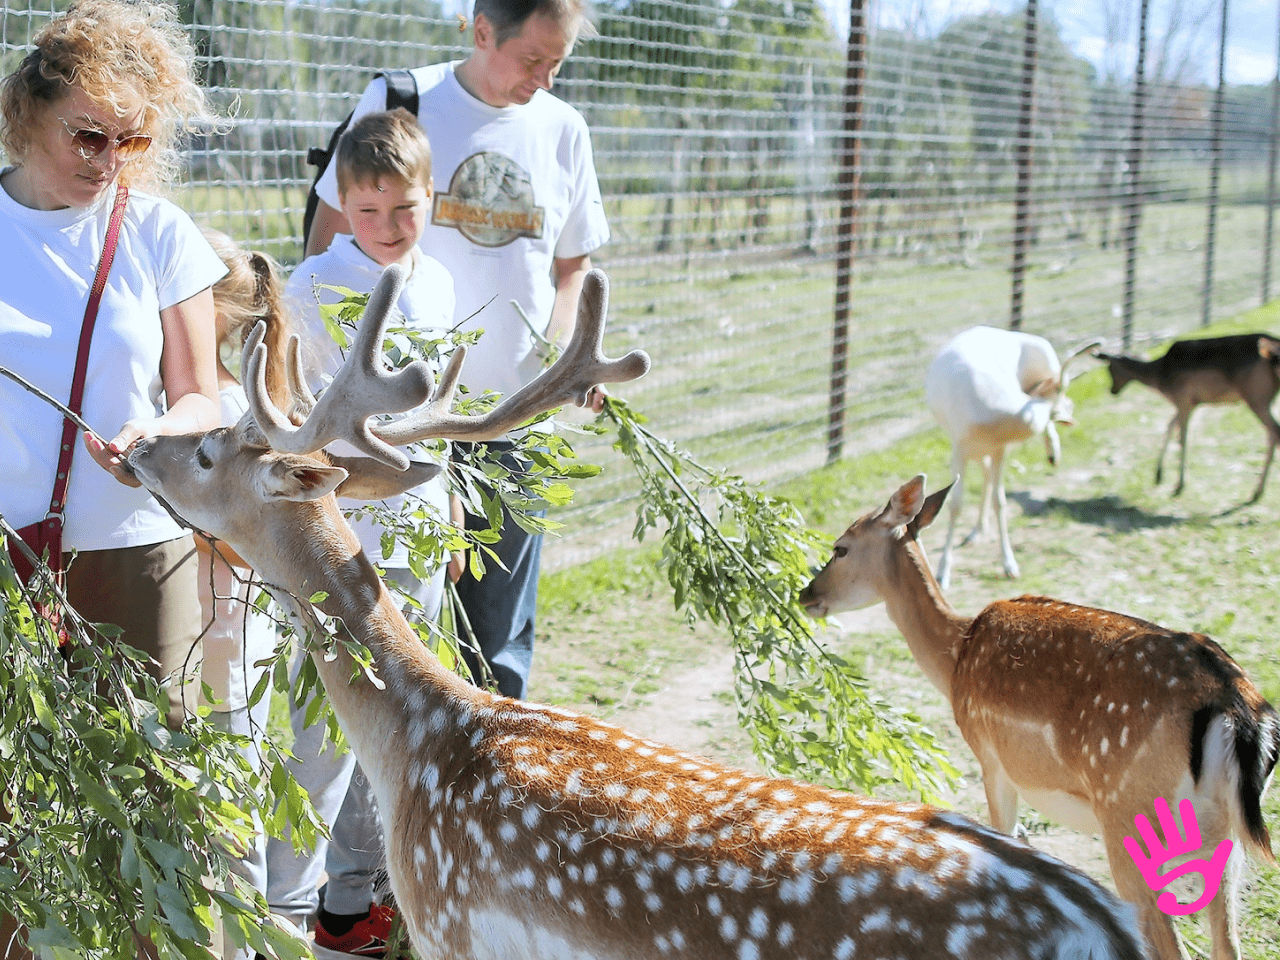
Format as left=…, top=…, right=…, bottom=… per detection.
left=512, top=300, right=559, bottom=368
left=599, top=396, right=958, bottom=800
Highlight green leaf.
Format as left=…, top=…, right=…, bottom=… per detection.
left=27, top=685, right=55, bottom=730
left=120, top=829, right=140, bottom=882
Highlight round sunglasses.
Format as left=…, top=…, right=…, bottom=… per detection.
left=56, top=116, right=152, bottom=162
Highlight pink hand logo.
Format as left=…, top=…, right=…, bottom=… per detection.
left=1123, top=797, right=1233, bottom=916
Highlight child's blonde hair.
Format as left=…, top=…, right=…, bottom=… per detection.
left=335, top=107, right=433, bottom=198
left=202, top=227, right=293, bottom=409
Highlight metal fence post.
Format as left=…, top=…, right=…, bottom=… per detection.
left=1010, top=0, right=1038, bottom=331
left=828, top=0, right=867, bottom=464
left=1202, top=0, right=1231, bottom=327
left=1122, top=0, right=1152, bottom=349
left=1265, top=11, right=1280, bottom=304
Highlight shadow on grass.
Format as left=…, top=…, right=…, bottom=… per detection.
left=1013, top=492, right=1184, bottom=531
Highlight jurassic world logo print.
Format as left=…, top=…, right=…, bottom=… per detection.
left=433, top=151, right=545, bottom=247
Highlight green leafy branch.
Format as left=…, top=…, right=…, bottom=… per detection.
left=0, top=525, right=314, bottom=960
left=601, top=399, right=959, bottom=800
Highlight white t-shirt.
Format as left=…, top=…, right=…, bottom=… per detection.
left=285, top=236, right=454, bottom=568
left=0, top=176, right=228, bottom=551
left=195, top=384, right=277, bottom=713
left=316, top=62, right=610, bottom=396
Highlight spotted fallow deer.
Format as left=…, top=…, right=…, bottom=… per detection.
left=127, top=267, right=1148, bottom=960
left=1094, top=333, right=1280, bottom=502
left=800, top=475, right=1280, bottom=960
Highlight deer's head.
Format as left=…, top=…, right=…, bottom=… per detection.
left=128, top=264, right=649, bottom=583
left=1092, top=350, right=1135, bottom=395
left=799, top=475, right=951, bottom=618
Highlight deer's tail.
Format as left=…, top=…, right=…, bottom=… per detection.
left=1190, top=658, right=1280, bottom=862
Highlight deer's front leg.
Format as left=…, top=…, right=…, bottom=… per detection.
left=989, top=450, right=1019, bottom=579
left=1156, top=412, right=1179, bottom=487
left=1172, top=408, right=1194, bottom=497
left=935, top=458, right=966, bottom=589
left=978, top=759, right=1020, bottom=835
left=961, top=455, right=993, bottom=546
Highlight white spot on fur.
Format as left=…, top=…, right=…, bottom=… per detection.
left=719, top=915, right=738, bottom=941
left=779, top=871, right=816, bottom=904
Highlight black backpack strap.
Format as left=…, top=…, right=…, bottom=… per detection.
left=303, top=69, right=420, bottom=250
left=380, top=69, right=419, bottom=117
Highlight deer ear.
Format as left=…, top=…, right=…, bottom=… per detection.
left=330, top=456, right=443, bottom=500
left=262, top=457, right=349, bottom=502
left=884, top=474, right=927, bottom=527
left=909, top=481, right=953, bottom=534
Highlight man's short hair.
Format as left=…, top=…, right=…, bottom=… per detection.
left=335, top=107, right=432, bottom=197
left=473, top=0, right=595, bottom=46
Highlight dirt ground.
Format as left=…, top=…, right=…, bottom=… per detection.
left=533, top=363, right=1280, bottom=955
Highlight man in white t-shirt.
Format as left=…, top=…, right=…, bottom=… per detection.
left=307, top=0, right=609, bottom=721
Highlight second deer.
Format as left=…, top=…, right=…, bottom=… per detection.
left=1094, top=333, right=1280, bottom=502
left=800, top=475, right=1280, bottom=960
left=123, top=268, right=1150, bottom=960
left=925, top=326, right=1100, bottom=588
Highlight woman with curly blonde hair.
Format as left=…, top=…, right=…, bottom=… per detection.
left=0, top=0, right=215, bottom=191
left=1, top=0, right=226, bottom=914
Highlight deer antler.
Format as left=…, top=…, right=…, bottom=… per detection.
left=245, top=263, right=435, bottom=470
left=245, top=265, right=651, bottom=470
left=376, top=268, right=650, bottom=447
left=1062, top=336, right=1106, bottom=377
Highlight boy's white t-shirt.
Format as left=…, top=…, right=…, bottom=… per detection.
left=285, top=236, right=454, bottom=568
left=195, top=384, right=276, bottom=713
left=315, top=62, right=610, bottom=397
left=0, top=177, right=228, bottom=551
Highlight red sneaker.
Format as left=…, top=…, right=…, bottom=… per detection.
left=312, top=903, right=397, bottom=959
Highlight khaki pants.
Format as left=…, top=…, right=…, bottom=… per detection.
left=66, top=535, right=203, bottom=697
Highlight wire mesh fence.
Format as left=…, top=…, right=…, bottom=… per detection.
left=2, top=0, right=1277, bottom=568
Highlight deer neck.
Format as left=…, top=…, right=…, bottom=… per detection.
left=1114, top=354, right=1162, bottom=389
left=880, top=538, right=970, bottom=701
left=262, top=500, right=483, bottom=800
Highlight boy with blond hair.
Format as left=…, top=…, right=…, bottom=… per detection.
left=271, top=107, right=456, bottom=959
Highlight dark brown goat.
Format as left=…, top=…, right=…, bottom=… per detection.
left=1095, top=333, right=1280, bottom=501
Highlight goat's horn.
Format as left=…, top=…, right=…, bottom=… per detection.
left=1062, top=337, right=1106, bottom=373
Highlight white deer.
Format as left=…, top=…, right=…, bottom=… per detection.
left=925, top=326, right=1100, bottom=588
left=127, top=267, right=1149, bottom=960
left=800, top=474, right=1280, bottom=960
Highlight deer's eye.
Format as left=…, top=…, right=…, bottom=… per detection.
left=196, top=445, right=213, bottom=469
left=833, top=545, right=848, bottom=559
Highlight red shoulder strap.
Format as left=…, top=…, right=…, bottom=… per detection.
left=47, top=185, right=129, bottom=519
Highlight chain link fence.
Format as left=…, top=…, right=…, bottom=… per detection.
left=3, top=0, right=1277, bottom=568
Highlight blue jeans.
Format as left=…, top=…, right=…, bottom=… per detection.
left=453, top=443, right=543, bottom=701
